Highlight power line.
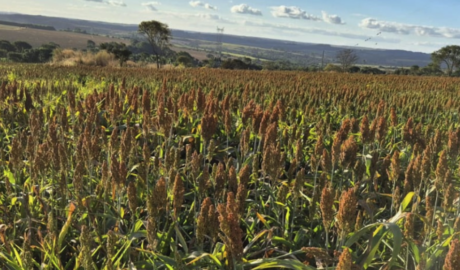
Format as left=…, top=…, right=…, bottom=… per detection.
left=216, top=27, right=224, bottom=60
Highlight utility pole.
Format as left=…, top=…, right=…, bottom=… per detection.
left=216, top=27, right=224, bottom=66
left=321, top=50, right=325, bottom=69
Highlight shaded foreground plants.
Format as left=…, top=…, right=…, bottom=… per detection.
left=1, top=64, right=460, bottom=269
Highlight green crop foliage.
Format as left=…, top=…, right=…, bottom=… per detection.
left=0, top=63, right=460, bottom=269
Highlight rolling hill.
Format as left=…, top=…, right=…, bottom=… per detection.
left=0, top=12, right=432, bottom=67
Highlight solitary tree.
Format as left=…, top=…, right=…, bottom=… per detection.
left=176, top=51, right=195, bottom=67
left=431, top=45, right=460, bottom=76
left=138, top=20, right=171, bottom=69
left=87, top=40, right=97, bottom=52
left=336, top=49, right=359, bottom=72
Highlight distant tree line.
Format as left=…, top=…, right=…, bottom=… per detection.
left=0, top=20, right=55, bottom=31
left=391, top=46, right=460, bottom=77
left=0, top=40, right=58, bottom=63
left=220, top=58, right=262, bottom=70
left=61, top=28, right=91, bottom=34
left=85, top=40, right=460, bottom=75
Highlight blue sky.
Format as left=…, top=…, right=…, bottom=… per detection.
left=2, top=0, right=460, bottom=52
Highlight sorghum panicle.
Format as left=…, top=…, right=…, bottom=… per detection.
left=228, top=166, right=238, bottom=194
left=217, top=192, right=243, bottom=265
left=263, top=122, right=278, bottom=150
left=314, top=135, right=324, bottom=158
left=390, top=107, right=398, bottom=127
left=127, top=180, right=137, bottom=213
left=435, top=150, right=448, bottom=190
left=106, top=230, right=117, bottom=270
left=173, top=174, right=184, bottom=219
left=215, top=163, right=226, bottom=200
left=375, top=116, right=387, bottom=143
left=340, top=135, right=357, bottom=168
left=336, top=248, right=352, bottom=270
left=444, top=239, right=460, bottom=270
left=404, top=213, right=414, bottom=240
left=320, top=185, right=335, bottom=230
left=80, top=225, right=93, bottom=270
left=197, top=197, right=212, bottom=244
left=436, top=219, right=443, bottom=242
left=337, top=188, right=357, bottom=236
left=360, top=115, right=370, bottom=143
left=454, top=217, right=460, bottom=232
left=321, top=149, right=332, bottom=173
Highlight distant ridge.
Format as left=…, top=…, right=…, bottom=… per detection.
left=0, top=19, right=55, bottom=30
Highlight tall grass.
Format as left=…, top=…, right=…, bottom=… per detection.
left=52, top=48, right=117, bottom=67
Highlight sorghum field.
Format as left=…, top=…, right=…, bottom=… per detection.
left=1, top=64, right=460, bottom=270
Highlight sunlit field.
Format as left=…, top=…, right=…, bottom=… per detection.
left=1, top=64, right=460, bottom=269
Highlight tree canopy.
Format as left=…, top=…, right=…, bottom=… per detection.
left=0, top=40, right=16, bottom=52
left=336, top=49, right=359, bottom=72
left=13, top=41, right=32, bottom=52
left=138, top=20, right=171, bottom=69
left=431, top=45, right=460, bottom=76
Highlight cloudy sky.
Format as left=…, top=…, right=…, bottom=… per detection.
left=1, top=0, right=460, bottom=53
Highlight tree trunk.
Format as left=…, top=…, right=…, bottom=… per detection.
left=444, top=60, right=453, bottom=76
left=155, top=54, right=160, bottom=69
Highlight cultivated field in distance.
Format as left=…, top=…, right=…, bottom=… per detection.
left=0, top=25, right=127, bottom=49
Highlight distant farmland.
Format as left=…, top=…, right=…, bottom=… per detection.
left=0, top=25, right=127, bottom=49
left=0, top=24, right=212, bottom=61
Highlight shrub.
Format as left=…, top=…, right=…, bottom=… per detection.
left=0, top=40, right=16, bottom=52
left=22, top=49, right=39, bottom=63
left=94, top=50, right=114, bottom=67
left=7, top=52, right=23, bottom=62
left=53, top=49, right=79, bottom=63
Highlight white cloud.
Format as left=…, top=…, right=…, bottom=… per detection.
left=410, top=41, right=445, bottom=47
left=360, top=18, right=460, bottom=39
left=189, top=1, right=202, bottom=7
left=231, top=4, right=262, bottom=16
left=189, top=1, right=217, bottom=10
left=321, top=11, right=345, bottom=25
left=106, top=0, right=126, bottom=7
left=270, top=6, right=320, bottom=21
left=196, top=13, right=233, bottom=23
left=359, top=18, right=410, bottom=35
left=142, top=1, right=160, bottom=11
left=83, top=0, right=126, bottom=7
left=243, top=20, right=400, bottom=43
